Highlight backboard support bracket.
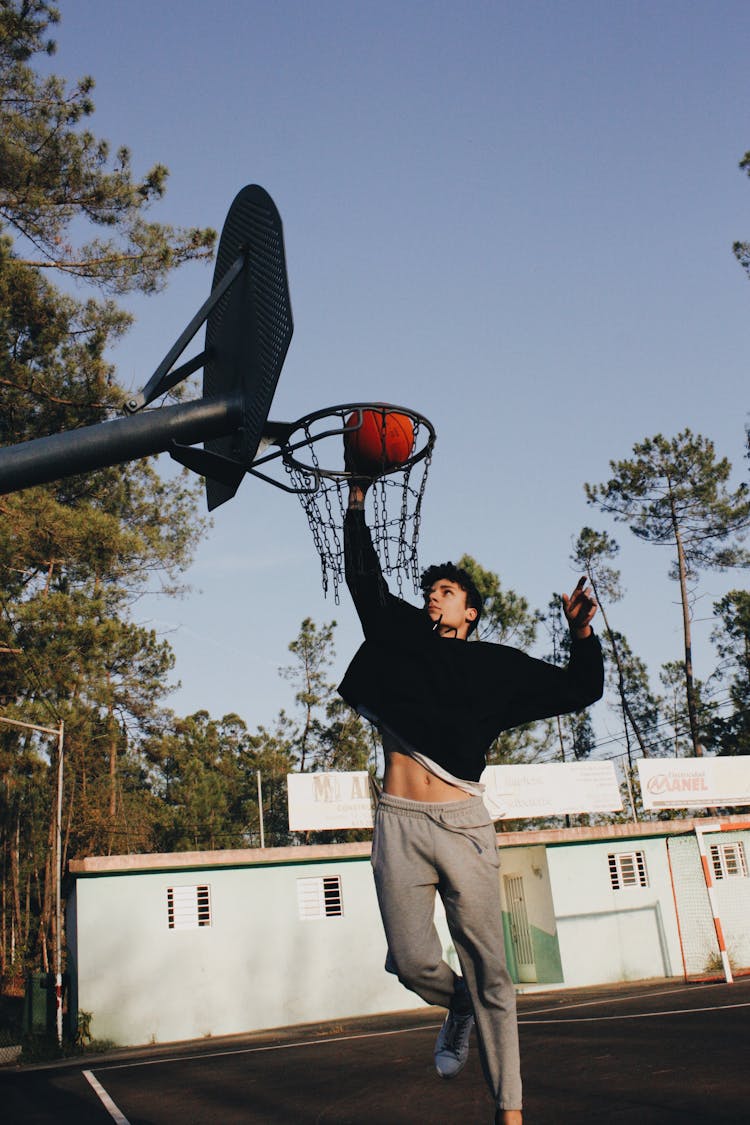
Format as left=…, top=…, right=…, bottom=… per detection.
left=124, top=252, right=247, bottom=414
left=169, top=440, right=246, bottom=493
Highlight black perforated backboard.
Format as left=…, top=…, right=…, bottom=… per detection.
left=202, top=186, right=293, bottom=510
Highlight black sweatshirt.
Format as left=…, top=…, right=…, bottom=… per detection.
left=338, top=509, right=605, bottom=783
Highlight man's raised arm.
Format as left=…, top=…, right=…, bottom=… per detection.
left=344, top=480, right=390, bottom=632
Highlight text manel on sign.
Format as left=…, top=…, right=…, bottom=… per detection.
left=637, top=756, right=750, bottom=810
left=287, top=771, right=373, bottom=831
left=480, top=761, right=622, bottom=820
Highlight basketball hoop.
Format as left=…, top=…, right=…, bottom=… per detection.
left=263, top=403, right=435, bottom=601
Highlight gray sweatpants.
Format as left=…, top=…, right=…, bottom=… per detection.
left=371, top=792, right=522, bottom=1112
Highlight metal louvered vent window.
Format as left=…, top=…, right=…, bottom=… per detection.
left=167, top=884, right=211, bottom=930
left=710, top=842, right=748, bottom=880
left=608, top=851, right=648, bottom=890
left=297, top=875, right=344, bottom=920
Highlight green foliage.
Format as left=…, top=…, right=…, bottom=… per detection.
left=571, top=527, right=622, bottom=603
left=541, top=596, right=596, bottom=761
left=281, top=617, right=338, bottom=772
left=571, top=526, right=663, bottom=760
left=135, top=616, right=384, bottom=853
left=278, top=618, right=380, bottom=842
left=584, top=430, right=750, bottom=574
left=457, top=554, right=540, bottom=647
left=733, top=149, right=750, bottom=281
left=75, top=1008, right=92, bottom=1047
left=245, top=712, right=298, bottom=847
left=604, top=630, right=663, bottom=755
left=319, top=695, right=378, bottom=774
left=0, top=0, right=214, bottom=977
left=143, top=711, right=256, bottom=851
left=658, top=660, right=708, bottom=757
left=0, top=1, right=215, bottom=293
left=707, top=590, right=750, bottom=756
left=585, top=430, right=750, bottom=756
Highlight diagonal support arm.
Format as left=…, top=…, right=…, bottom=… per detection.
left=123, top=252, right=246, bottom=414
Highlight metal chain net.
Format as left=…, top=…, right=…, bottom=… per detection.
left=283, top=417, right=433, bottom=602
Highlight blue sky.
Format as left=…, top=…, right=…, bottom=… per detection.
left=45, top=1, right=750, bottom=759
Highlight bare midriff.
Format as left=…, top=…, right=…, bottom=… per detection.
left=382, top=748, right=467, bottom=802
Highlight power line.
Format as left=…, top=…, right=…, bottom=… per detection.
left=537, top=690, right=747, bottom=766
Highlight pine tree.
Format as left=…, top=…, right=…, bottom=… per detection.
left=571, top=527, right=661, bottom=763
left=585, top=430, right=750, bottom=756
left=658, top=661, right=707, bottom=758
left=281, top=618, right=338, bottom=773
left=144, top=711, right=276, bottom=852
left=245, top=712, right=298, bottom=848
left=542, top=597, right=596, bottom=763
left=708, top=591, right=750, bottom=756
left=0, top=1, right=214, bottom=293
left=457, top=554, right=540, bottom=647
left=0, top=0, right=216, bottom=972
left=733, top=149, right=750, bottom=284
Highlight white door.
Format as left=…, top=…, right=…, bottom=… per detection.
left=504, top=874, right=537, bottom=983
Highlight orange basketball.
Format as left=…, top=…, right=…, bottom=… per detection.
left=345, top=409, right=415, bottom=474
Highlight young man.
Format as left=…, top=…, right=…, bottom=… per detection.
left=338, top=481, right=604, bottom=1125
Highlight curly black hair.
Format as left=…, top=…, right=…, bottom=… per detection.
left=419, top=562, right=483, bottom=636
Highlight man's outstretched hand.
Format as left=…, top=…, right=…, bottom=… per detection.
left=562, top=576, right=597, bottom=639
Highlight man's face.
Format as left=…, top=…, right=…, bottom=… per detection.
left=425, top=579, right=476, bottom=639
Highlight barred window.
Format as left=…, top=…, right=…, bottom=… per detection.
left=710, top=842, right=748, bottom=880
left=297, top=875, right=343, bottom=920
left=167, top=884, right=211, bottom=929
left=608, top=851, right=648, bottom=890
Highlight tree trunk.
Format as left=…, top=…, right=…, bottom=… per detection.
left=107, top=674, right=117, bottom=824
left=38, top=817, right=55, bottom=974
left=24, top=870, right=31, bottom=959
left=673, top=518, right=703, bottom=755
left=587, top=572, right=651, bottom=760
left=108, top=729, right=117, bottom=849
left=1, top=782, right=8, bottom=974
left=10, top=812, right=22, bottom=968
left=1, top=837, right=7, bottom=975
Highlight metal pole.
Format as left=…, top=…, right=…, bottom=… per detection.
left=694, top=822, right=733, bottom=984
left=55, top=721, right=64, bottom=1045
left=257, top=770, right=265, bottom=849
left=0, top=395, right=242, bottom=496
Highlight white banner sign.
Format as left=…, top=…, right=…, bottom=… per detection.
left=287, top=771, right=374, bottom=831
left=637, top=756, right=750, bottom=810
left=480, top=761, right=623, bottom=820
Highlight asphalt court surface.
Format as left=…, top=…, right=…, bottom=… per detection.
left=3, top=977, right=750, bottom=1124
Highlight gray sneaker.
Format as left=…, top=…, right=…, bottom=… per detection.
left=433, top=1007, right=475, bottom=1078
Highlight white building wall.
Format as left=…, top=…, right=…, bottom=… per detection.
left=68, top=819, right=750, bottom=1046
left=668, top=830, right=750, bottom=974
left=712, top=831, right=750, bottom=970
left=545, top=837, right=683, bottom=986
left=72, top=856, right=453, bottom=1046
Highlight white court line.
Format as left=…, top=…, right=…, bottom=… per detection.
left=93, top=1023, right=443, bottom=1073
left=82, top=1069, right=131, bottom=1124
left=522, top=979, right=747, bottom=1017
left=90, top=994, right=750, bottom=1076
left=521, top=1000, right=750, bottom=1024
